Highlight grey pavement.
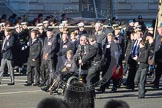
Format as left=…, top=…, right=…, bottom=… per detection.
left=0, top=75, right=162, bottom=108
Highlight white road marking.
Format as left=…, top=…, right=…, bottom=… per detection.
left=2, top=79, right=26, bottom=82
left=0, top=90, right=42, bottom=95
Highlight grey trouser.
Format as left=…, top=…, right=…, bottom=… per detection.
left=0, top=58, right=14, bottom=83
left=134, top=68, right=147, bottom=97
left=86, top=62, right=101, bottom=87
left=40, top=60, right=55, bottom=87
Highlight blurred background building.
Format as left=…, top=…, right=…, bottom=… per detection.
left=0, top=0, right=158, bottom=21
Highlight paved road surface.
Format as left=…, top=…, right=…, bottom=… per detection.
left=0, top=75, right=162, bottom=108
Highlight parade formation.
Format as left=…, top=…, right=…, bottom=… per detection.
left=0, top=2, right=162, bottom=106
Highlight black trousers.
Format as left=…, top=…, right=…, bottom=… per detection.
left=99, top=63, right=110, bottom=90
left=154, top=63, right=162, bottom=87
left=27, top=65, right=40, bottom=84
left=126, top=57, right=137, bottom=89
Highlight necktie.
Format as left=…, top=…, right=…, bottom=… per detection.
left=132, top=40, right=138, bottom=56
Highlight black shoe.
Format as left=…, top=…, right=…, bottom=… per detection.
left=8, top=83, right=15, bottom=85
left=24, top=83, right=32, bottom=86
left=41, top=86, right=49, bottom=92
left=111, top=87, right=117, bottom=92
left=25, top=81, right=33, bottom=84
left=33, top=83, right=40, bottom=86
left=123, top=82, right=127, bottom=86
left=39, top=83, right=45, bottom=87
left=126, top=86, right=134, bottom=91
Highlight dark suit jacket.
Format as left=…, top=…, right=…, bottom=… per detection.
left=155, top=44, right=162, bottom=64
left=74, top=44, right=90, bottom=70
left=56, top=32, right=62, bottom=46
left=137, top=47, right=149, bottom=69
left=125, top=40, right=134, bottom=61
left=27, top=38, right=42, bottom=66
left=154, top=34, right=161, bottom=53
left=78, top=30, right=88, bottom=38
left=58, top=40, right=73, bottom=56
left=102, top=40, right=120, bottom=65
left=2, top=35, right=15, bottom=60
left=42, top=35, right=59, bottom=60
left=56, top=40, right=73, bottom=71
left=82, top=43, right=102, bottom=65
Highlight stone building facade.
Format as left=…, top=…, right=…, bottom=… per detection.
left=0, top=0, right=159, bottom=21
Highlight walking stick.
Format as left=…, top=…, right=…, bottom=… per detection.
left=48, top=79, right=58, bottom=95
left=48, top=73, right=60, bottom=95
